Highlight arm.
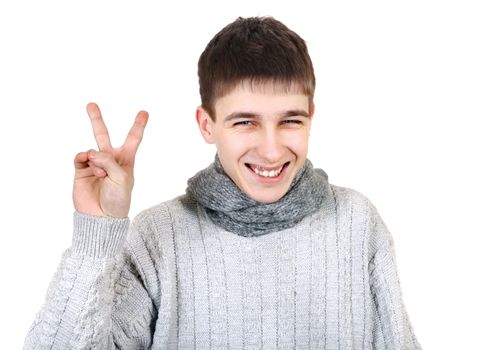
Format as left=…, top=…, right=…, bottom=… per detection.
left=25, top=103, right=153, bottom=349
left=368, top=205, right=421, bottom=350
left=24, top=212, right=157, bottom=349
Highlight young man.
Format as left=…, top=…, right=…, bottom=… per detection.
left=25, top=17, right=421, bottom=349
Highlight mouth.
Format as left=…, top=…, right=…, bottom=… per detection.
left=245, top=162, right=290, bottom=178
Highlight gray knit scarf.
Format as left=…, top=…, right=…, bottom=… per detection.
left=186, top=155, right=330, bottom=237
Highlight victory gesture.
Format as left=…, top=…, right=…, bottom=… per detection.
left=73, top=103, right=149, bottom=218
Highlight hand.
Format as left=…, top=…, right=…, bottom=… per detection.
left=73, top=103, right=149, bottom=218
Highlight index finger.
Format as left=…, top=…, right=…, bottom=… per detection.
left=86, top=102, right=113, bottom=151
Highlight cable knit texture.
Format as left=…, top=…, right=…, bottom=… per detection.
left=24, top=185, right=421, bottom=349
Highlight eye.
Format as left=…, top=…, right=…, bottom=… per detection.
left=233, top=120, right=254, bottom=127
left=281, top=119, right=303, bottom=126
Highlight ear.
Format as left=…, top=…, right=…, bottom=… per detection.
left=196, top=106, right=215, bottom=144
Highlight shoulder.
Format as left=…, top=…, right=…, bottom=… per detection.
left=329, top=184, right=376, bottom=216
left=124, top=194, right=195, bottom=273
left=130, top=194, right=197, bottom=235
left=329, top=184, right=392, bottom=254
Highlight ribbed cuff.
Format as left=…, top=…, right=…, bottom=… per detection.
left=72, top=211, right=130, bottom=259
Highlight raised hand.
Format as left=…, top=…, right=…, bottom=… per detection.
left=73, top=103, right=149, bottom=218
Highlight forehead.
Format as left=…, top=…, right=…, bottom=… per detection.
left=214, top=81, right=310, bottom=117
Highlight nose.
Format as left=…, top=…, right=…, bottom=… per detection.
left=256, top=127, right=284, bottom=163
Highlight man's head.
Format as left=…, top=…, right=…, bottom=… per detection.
left=196, top=17, right=316, bottom=204
left=198, top=16, right=315, bottom=121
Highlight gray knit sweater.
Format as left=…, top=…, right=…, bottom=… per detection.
left=24, top=185, right=421, bottom=349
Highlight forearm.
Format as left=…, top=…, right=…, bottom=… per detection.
left=24, top=212, right=129, bottom=349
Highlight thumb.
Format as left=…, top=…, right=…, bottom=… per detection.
left=87, top=150, right=128, bottom=183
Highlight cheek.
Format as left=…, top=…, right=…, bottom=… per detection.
left=286, top=130, right=310, bottom=155
left=215, top=134, right=251, bottom=161
left=229, top=133, right=255, bottom=151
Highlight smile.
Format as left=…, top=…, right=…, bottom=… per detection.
left=246, top=162, right=289, bottom=178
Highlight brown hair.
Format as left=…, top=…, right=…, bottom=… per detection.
left=198, top=16, right=316, bottom=120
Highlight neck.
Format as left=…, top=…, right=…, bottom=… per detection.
left=186, top=155, right=330, bottom=237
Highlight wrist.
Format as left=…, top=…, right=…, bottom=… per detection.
left=72, top=211, right=129, bottom=259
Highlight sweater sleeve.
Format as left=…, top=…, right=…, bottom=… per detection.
left=24, top=211, right=157, bottom=349
left=368, top=204, right=421, bottom=350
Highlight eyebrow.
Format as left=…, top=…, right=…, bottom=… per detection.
left=223, top=109, right=311, bottom=122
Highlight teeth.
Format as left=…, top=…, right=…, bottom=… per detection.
left=252, top=165, right=284, bottom=177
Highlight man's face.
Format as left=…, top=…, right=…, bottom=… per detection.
left=197, top=82, right=313, bottom=203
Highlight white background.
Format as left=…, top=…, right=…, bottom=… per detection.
left=1, top=1, right=500, bottom=348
